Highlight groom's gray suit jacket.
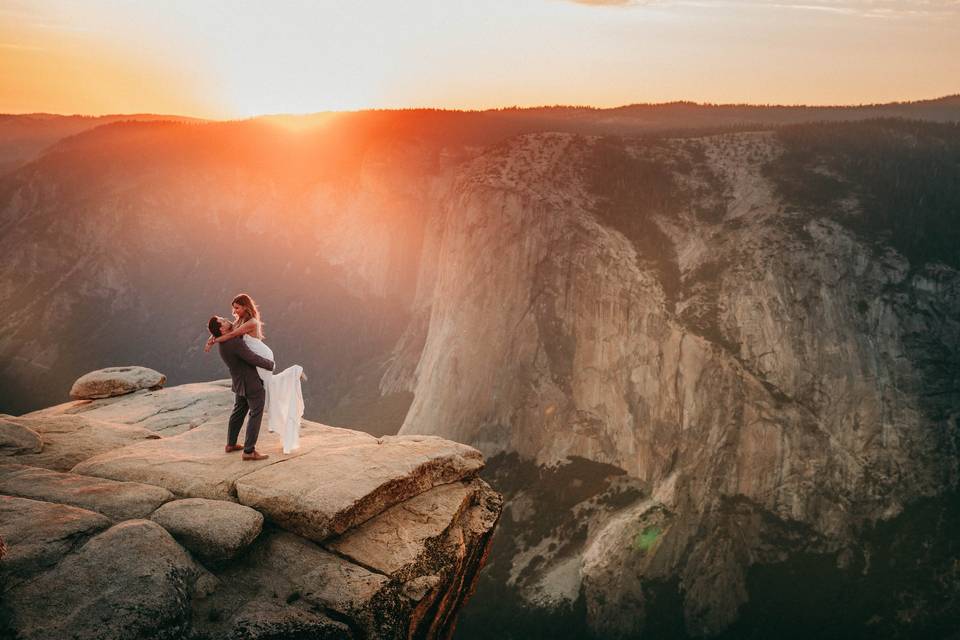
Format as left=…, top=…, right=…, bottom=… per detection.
left=217, top=337, right=275, bottom=397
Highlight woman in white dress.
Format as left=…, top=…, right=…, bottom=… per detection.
left=205, top=293, right=305, bottom=454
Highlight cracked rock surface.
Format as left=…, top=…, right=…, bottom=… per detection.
left=3, top=413, right=159, bottom=471
left=0, top=464, right=173, bottom=520
left=0, top=378, right=502, bottom=640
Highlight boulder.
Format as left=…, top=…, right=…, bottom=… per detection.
left=235, top=435, right=484, bottom=542
left=246, top=530, right=388, bottom=617
left=227, top=601, right=351, bottom=640
left=294, top=543, right=390, bottom=616
left=0, top=418, right=42, bottom=456
left=5, top=414, right=159, bottom=471
left=34, top=380, right=237, bottom=435
left=0, top=495, right=111, bottom=588
left=0, top=465, right=173, bottom=520
left=69, top=365, right=166, bottom=400
left=74, top=418, right=375, bottom=500
left=327, top=480, right=475, bottom=575
left=151, top=498, right=264, bottom=561
left=4, top=519, right=204, bottom=640
left=191, top=488, right=503, bottom=640
left=190, top=529, right=387, bottom=638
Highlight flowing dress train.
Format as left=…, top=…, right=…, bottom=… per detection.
left=243, top=335, right=303, bottom=454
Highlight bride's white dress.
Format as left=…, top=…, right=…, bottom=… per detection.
left=243, top=335, right=303, bottom=454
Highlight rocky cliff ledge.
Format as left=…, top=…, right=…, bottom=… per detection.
left=0, top=368, right=502, bottom=640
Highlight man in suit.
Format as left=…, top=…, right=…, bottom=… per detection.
left=208, top=316, right=274, bottom=460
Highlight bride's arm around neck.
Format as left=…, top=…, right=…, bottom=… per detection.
left=215, top=317, right=261, bottom=343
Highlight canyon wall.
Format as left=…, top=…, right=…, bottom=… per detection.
left=392, top=129, right=960, bottom=636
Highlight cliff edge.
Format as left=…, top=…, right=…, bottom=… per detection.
left=0, top=369, right=502, bottom=640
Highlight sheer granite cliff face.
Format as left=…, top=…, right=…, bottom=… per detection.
left=0, top=376, right=502, bottom=640
left=386, top=131, right=960, bottom=636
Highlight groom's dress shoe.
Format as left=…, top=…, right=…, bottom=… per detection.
left=242, top=450, right=269, bottom=461
left=225, top=445, right=244, bottom=453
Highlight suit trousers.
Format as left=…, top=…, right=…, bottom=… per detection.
left=227, top=384, right=266, bottom=454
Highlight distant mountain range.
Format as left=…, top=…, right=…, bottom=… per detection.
left=0, top=113, right=203, bottom=175
left=3, top=94, right=958, bottom=174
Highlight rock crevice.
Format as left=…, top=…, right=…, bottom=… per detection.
left=0, top=374, right=502, bottom=640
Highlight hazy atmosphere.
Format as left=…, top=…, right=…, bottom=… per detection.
left=3, top=0, right=960, bottom=116
left=1, top=2, right=958, bottom=640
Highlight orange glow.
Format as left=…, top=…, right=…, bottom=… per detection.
left=257, top=113, right=340, bottom=134
left=0, top=4, right=218, bottom=117
left=2, top=1, right=959, bottom=118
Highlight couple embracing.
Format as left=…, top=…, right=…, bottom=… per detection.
left=204, top=293, right=305, bottom=460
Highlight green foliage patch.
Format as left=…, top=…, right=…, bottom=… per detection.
left=633, top=525, right=663, bottom=553
left=766, top=119, right=960, bottom=269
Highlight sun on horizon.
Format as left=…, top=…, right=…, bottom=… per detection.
left=2, top=0, right=959, bottom=119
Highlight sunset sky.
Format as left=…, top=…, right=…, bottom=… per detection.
left=2, top=0, right=959, bottom=118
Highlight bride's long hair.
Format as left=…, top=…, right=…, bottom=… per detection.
left=232, top=293, right=264, bottom=339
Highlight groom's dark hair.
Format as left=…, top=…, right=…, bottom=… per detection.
left=208, top=316, right=222, bottom=338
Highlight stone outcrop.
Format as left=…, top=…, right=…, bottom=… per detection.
left=0, top=418, right=42, bottom=456
left=73, top=413, right=379, bottom=500
left=3, top=413, right=159, bottom=471
left=5, top=519, right=206, bottom=640
left=0, top=464, right=173, bottom=520
left=235, top=435, right=484, bottom=542
left=32, top=380, right=237, bottom=435
left=328, top=480, right=477, bottom=575
left=69, top=365, right=166, bottom=399
left=227, top=601, right=350, bottom=640
left=0, top=495, right=111, bottom=588
left=150, top=498, right=264, bottom=562
left=0, top=376, right=501, bottom=640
